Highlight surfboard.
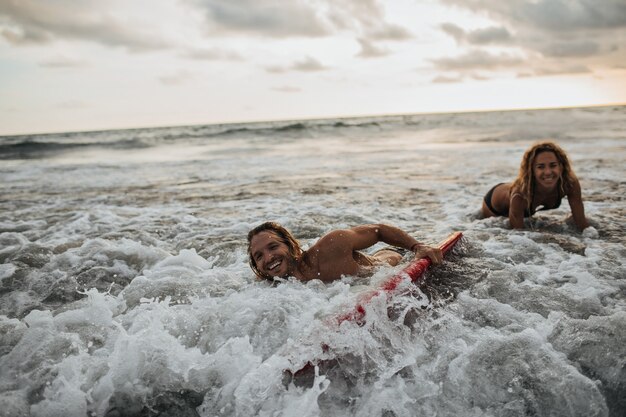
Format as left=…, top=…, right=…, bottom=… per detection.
left=286, top=231, right=464, bottom=382
left=334, top=231, right=463, bottom=325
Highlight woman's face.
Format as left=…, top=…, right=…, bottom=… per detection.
left=533, top=151, right=562, bottom=190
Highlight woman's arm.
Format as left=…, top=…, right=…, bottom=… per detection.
left=567, top=179, right=589, bottom=231
left=508, top=192, right=526, bottom=229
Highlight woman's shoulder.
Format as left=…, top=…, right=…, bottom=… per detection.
left=564, top=175, right=582, bottom=196
left=508, top=184, right=527, bottom=201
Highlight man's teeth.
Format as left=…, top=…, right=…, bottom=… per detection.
left=268, top=260, right=281, bottom=270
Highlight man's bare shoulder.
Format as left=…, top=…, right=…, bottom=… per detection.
left=311, top=229, right=356, bottom=255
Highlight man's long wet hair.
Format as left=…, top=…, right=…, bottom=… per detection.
left=511, top=141, right=577, bottom=212
left=247, top=222, right=303, bottom=280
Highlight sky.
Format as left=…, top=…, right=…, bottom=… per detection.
left=1, top=0, right=625, bottom=136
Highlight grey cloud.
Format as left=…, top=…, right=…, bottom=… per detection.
left=292, top=56, right=328, bottom=72
left=0, top=1, right=171, bottom=51
left=516, top=0, right=626, bottom=32
left=441, top=23, right=511, bottom=44
left=265, top=56, right=328, bottom=73
left=1, top=26, right=50, bottom=44
left=182, top=48, right=243, bottom=61
left=329, top=0, right=412, bottom=43
left=517, top=65, right=591, bottom=77
left=432, top=72, right=490, bottom=83
left=441, top=23, right=465, bottom=42
left=39, top=56, right=87, bottom=68
left=326, top=0, right=385, bottom=30
left=1, top=0, right=413, bottom=54
left=438, top=0, right=624, bottom=75
left=431, top=49, right=523, bottom=70
left=265, top=65, right=286, bottom=74
left=194, top=0, right=329, bottom=37
left=194, top=0, right=412, bottom=46
left=441, top=0, right=626, bottom=32
left=539, top=40, right=600, bottom=57
left=357, top=38, right=389, bottom=58
left=159, top=70, right=196, bottom=85
left=467, top=26, right=511, bottom=44
left=365, top=22, right=412, bottom=41
left=432, top=74, right=463, bottom=83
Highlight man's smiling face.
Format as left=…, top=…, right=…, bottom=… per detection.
left=249, top=230, right=295, bottom=278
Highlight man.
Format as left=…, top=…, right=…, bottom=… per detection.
left=247, top=222, right=442, bottom=282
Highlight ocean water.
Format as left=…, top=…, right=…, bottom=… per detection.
left=0, top=105, right=624, bottom=417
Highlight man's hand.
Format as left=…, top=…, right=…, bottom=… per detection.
left=412, top=244, right=443, bottom=264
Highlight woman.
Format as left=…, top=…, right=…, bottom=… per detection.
left=481, top=141, right=589, bottom=231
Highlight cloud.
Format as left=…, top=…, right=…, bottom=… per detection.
left=432, top=74, right=463, bottom=83
left=437, top=0, right=626, bottom=76
left=324, top=0, right=389, bottom=31
left=471, top=73, right=490, bottom=81
left=0, top=0, right=171, bottom=51
left=441, top=0, right=626, bottom=32
left=265, top=56, right=328, bottom=73
left=192, top=0, right=330, bottom=37
left=467, top=26, right=512, bottom=44
left=39, top=56, right=88, bottom=68
left=193, top=0, right=411, bottom=45
left=291, top=56, right=328, bottom=72
left=1, top=25, right=50, bottom=44
left=1, top=0, right=413, bottom=61
left=517, top=65, right=592, bottom=77
left=538, top=40, right=600, bottom=58
left=158, top=70, right=196, bottom=85
left=265, top=65, right=286, bottom=74
left=441, top=23, right=511, bottom=45
left=431, top=49, right=523, bottom=71
left=431, top=70, right=493, bottom=83
left=365, top=22, right=412, bottom=41
left=513, top=0, right=626, bottom=32
left=440, top=23, right=465, bottom=43
left=181, top=47, right=243, bottom=61
left=271, top=85, right=301, bottom=93
left=357, top=38, right=389, bottom=58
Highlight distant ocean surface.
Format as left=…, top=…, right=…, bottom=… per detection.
left=1, top=106, right=624, bottom=417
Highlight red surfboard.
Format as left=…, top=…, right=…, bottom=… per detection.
left=287, top=232, right=463, bottom=380
left=334, top=231, right=463, bottom=325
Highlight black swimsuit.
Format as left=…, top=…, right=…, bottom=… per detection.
left=483, top=183, right=507, bottom=216
left=483, top=183, right=562, bottom=218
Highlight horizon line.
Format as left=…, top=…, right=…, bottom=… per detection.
left=2, top=101, right=625, bottom=138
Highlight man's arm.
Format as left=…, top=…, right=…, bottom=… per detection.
left=323, top=224, right=443, bottom=264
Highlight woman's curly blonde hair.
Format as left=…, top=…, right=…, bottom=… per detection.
left=511, top=141, right=578, bottom=212
left=247, top=222, right=303, bottom=281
